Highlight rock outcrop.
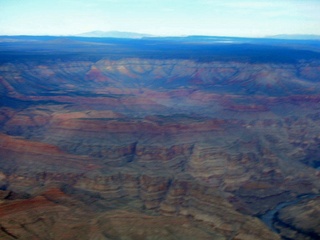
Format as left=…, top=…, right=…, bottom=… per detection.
left=274, top=196, right=320, bottom=239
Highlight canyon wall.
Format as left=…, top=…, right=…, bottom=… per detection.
left=1, top=38, right=320, bottom=239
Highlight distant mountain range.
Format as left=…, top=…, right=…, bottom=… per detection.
left=2, top=31, right=320, bottom=41
left=76, top=31, right=154, bottom=38
left=268, top=34, right=320, bottom=40
left=77, top=31, right=320, bottom=40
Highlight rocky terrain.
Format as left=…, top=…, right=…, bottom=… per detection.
left=274, top=196, right=320, bottom=239
left=0, top=36, right=320, bottom=239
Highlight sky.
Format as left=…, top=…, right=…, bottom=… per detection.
left=1, top=0, right=320, bottom=37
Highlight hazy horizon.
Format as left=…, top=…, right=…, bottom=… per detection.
left=1, top=30, right=320, bottom=39
left=1, top=0, right=320, bottom=38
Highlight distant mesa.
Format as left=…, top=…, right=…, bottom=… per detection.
left=76, top=30, right=154, bottom=38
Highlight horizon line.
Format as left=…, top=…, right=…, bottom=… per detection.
left=1, top=32, right=320, bottom=40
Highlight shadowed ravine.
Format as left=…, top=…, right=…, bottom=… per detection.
left=260, top=194, right=320, bottom=233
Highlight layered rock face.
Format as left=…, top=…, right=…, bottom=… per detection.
left=274, top=196, right=320, bottom=239
left=1, top=37, right=320, bottom=239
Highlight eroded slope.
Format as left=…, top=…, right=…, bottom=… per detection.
left=1, top=37, right=320, bottom=239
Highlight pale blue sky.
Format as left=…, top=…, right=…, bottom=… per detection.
left=1, top=0, right=320, bottom=37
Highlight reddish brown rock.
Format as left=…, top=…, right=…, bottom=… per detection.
left=1, top=55, right=320, bottom=240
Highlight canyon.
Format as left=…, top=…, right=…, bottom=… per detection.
left=0, top=36, right=320, bottom=239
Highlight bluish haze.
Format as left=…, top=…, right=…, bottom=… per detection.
left=1, top=0, right=320, bottom=37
